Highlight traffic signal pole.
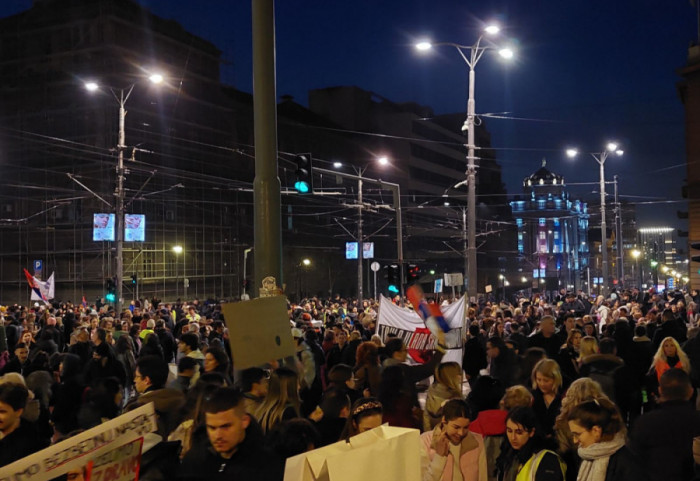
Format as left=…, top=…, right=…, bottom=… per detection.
left=252, top=0, right=282, bottom=296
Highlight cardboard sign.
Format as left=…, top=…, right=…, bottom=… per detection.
left=0, top=403, right=156, bottom=481
left=284, top=424, right=421, bottom=481
left=222, top=295, right=296, bottom=369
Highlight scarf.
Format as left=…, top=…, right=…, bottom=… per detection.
left=576, top=433, right=625, bottom=481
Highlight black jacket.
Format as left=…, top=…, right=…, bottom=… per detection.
left=0, top=420, right=50, bottom=467
left=463, top=337, right=487, bottom=378
left=603, top=445, right=648, bottom=481
left=180, top=422, right=284, bottom=481
left=629, top=399, right=700, bottom=481
left=528, top=332, right=561, bottom=359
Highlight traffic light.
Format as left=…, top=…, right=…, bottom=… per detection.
left=407, top=264, right=420, bottom=282
left=387, top=264, right=400, bottom=293
left=105, top=278, right=116, bottom=303
left=293, top=154, right=313, bottom=194
left=131, top=273, right=138, bottom=285
left=690, top=242, right=700, bottom=263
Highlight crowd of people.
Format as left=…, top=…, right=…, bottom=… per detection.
left=0, top=287, right=699, bottom=481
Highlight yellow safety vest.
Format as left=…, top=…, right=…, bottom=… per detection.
left=516, top=450, right=566, bottom=481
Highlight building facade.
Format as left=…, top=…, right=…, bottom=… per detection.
left=510, top=160, right=590, bottom=294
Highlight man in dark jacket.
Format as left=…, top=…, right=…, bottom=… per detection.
left=0, top=382, right=50, bottom=467
left=382, top=334, right=446, bottom=408
left=630, top=369, right=700, bottom=481
left=652, top=308, right=687, bottom=349
left=486, top=336, right=519, bottom=388
left=528, top=316, right=561, bottom=359
left=181, top=387, right=283, bottom=480
left=154, top=320, right=177, bottom=363
left=463, top=323, right=487, bottom=387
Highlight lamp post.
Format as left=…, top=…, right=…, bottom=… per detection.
left=335, top=157, right=389, bottom=308
left=85, top=74, right=163, bottom=313
left=566, top=143, right=623, bottom=297
left=631, top=249, right=641, bottom=288
left=416, top=26, right=513, bottom=301
left=172, top=245, right=183, bottom=299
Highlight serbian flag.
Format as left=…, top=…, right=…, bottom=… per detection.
left=24, top=268, right=48, bottom=302
left=82, top=296, right=88, bottom=308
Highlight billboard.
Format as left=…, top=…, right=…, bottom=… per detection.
left=345, top=242, right=374, bottom=260
left=93, top=213, right=115, bottom=241
left=125, top=214, right=146, bottom=242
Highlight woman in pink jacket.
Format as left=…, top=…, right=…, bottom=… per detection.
left=421, top=399, right=487, bottom=481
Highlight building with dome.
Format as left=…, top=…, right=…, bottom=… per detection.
left=510, top=160, right=590, bottom=293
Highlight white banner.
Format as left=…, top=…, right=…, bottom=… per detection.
left=0, top=403, right=156, bottom=481
left=376, top=295, right=465, bottom=365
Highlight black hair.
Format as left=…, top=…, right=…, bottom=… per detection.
left=340, top=397, right=383, bottom=440
left=177, top=356, right=198, bottom=373
left=659, top=368, right=692, bottom=401
left=0, top=383, right=28, bottom=411
left=468, top=324, right=481, bottom=337
left=205, top=346, right=229, bottom=373
left=268, top=418, right=321, bottom=459
left=328, top=364, right=353, bottom=384
left=239, top=367, right=266, bottom=393
left=384, top=338, right=404, bottom=358
left=137, top=355, right=169, bottom=389
left=567, top=398, right=625, bottom=440
left=599, top=337, right=616, bottom=355
left=202, top=387, right=244, bottom=414
left=634, top=325, right=647, bottom=337
left=496, top=407, right=546, bottom=473
left=319, top=388, right=351, bottom=419
left=180, top=333, right=200, bottom=351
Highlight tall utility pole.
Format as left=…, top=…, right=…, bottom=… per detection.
left=252, top=0, right=282, bottom=296
left=568, top=143, right=623, bottom=297
left=315, top=167, right=404, bottom=304
left=357, top=174, right=363, bottom=307
left=114, top=86, right=133, bottom=314
left=415, top=29, right=514, bottom=301
left=614, top=175, right=623, bottom=287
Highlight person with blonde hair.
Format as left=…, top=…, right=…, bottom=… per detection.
left=554, top=378, right=610, bottom=481
left=646, top=336, right=691, bottom=401
left=255, top=367, right=301, bottom=433
left=424, top=362, right=463, bottom=431
left=530, top=358, right=563, bottom=438
left=578, top=336, right=599, bottom=366
left=500, top=385, right=533, bottom=411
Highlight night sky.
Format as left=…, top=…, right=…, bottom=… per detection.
left=1, top=0, right=696, bottom=228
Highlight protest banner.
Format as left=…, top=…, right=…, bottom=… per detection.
left=222, top=295, right=296, bottom=369
left=0, top=403, right=156, bottom=481
left=284, top=424, right=421, bottom=481
left=87, top=438, right=143, bottom=481
left=376, top=295, right=465, bottom=365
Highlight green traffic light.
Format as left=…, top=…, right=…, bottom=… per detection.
left=294, top=181, right=310, bottom=193
left=388, top=285, right=399, bottom=293
left=105, top=293, right=116, bottom=302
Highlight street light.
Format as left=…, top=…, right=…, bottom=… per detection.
left=566, top=142, right=623, bottom=297
left=85, top=72, right=164, bottom=313
left=415, top=25, right=514, bottom=301
left=172, top=245, right=183, bottom=298
left=631, top=249, right=641, bottom=288
left=334, top=157, right=390, bottom=307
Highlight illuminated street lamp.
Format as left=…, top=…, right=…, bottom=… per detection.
left=566, top=142, right=623, bottom=296
left=416, top=24, right=514, bottom=299
left=85, top=72, right=165, bottom=312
